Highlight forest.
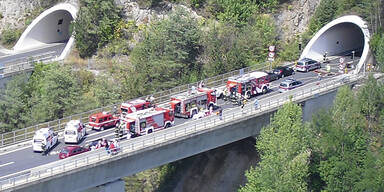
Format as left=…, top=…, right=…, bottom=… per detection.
left=0, top=0, right=383, bottom=191
left=240, top=76, right=384, bottom=191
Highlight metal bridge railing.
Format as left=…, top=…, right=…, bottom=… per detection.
left=0, top=74, right=361, bottom=191
left=1, top=51, right=59, bottom=77
left=0, top=64, right=270, bottom=148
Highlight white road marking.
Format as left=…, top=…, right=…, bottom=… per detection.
left=0, top=161, right=14, bottom=168
left=0, top=129, right=115, bottom=156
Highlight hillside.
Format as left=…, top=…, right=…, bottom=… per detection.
left=0, top=0, right=383, bottom=191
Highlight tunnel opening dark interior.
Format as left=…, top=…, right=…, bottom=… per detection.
left=306, top=22, right=365, bottom=60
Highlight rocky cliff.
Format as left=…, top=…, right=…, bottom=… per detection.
left=275, top=0, right=321, bottom=41
left=0, top=0, right=78, bottom=31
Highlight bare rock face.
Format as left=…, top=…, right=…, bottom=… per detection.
left=275, top=0, right=321, bottom=41
left=0, top=0, right=79, bottom=31
left=0, top=0, right=39, bottom=29
left=116, top=0, right=201, bottom=25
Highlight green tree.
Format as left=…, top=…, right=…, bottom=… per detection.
left=357, top=74, right=384, bottom=135
left=130, top=6, right=202, bottom=94
left=240, top=102, right=313, bottom=192
left=356, top=149, right=384, bottom=191
left=307, top=0, right=338, bottom=36
left=74, top=0, right=122, bottom=58
left=202, top=14, right=277, bottom=76
left=376, top=33, right=384, bottom=71
left=91, top=77, right=122, bottom=107
left=28, top=63, right=81, bottom=123
left=316, top=86, right=368, bottom=191
left=207, top=0, right=259, bottom=27
left=0, top=74, right=30, bottom=132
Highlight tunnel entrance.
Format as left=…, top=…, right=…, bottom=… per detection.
left=13, top=3, right=77, bottom=60
left=300, top=15, right=370, bottom=74
left=305, top=22, right=364, bottom=59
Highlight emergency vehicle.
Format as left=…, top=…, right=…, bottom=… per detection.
left=224, top=71, right=270, bottom=102
left=88, top=111, right=120, bottom=131
left=64, top=120, right=86, bottom=144
left=120, top=99, right=153, bottom=117
left=115, top=107, right=174, bottom=139
left=32, top=128, right=58, bottom=152
left=170, top=87, right=217, bottom=118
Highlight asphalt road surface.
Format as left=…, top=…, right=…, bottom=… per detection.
left=0, top=55, right=360, bottom=180
left=0, top=43, right=66, bottom=66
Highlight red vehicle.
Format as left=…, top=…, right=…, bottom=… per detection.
left=225, top=71, right=270, bottom=101
left=120, top=99, right=153, bottom=117
left=59, top=145, right=89, bottom=159
left=115, top=107, right=174, bottom=139
left=170, top=88, right=217, bottom=118
left=88, top=112, right=120, bottom=131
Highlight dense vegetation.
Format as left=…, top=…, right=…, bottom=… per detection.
left=0, top=62, right=122, bottom=132
left=0, top=0, right=384, bottom=191
left=240, top=75, right=384, bottom=191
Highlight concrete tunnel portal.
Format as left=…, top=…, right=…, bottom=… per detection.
left=12, top=3, right=77, bottom=60
left=300, top=15, right=370, bottom=74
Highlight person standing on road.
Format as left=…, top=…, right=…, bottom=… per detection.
left=241, top=98, right=247, bottom=109
left=105, top=140, right=110, bottom=154
left=41, top=143, right=47, bottom=156
left=253, top=99, right=259, bottom=110
left=219, top=107, right=223, bottom=120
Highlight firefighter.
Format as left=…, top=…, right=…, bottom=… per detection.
left=41, top=143, right=47, bottom=156
left=241, top=98, right=247, bottom=108
left=323, top=52, right=328, bottom=63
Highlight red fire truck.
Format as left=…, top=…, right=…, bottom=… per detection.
left=224, top=71, right=270, bottom=103
left=120, top=99, right=153, bottom=117
left=169, top=87, right=217, bottom=118
left=115, top=107, right=174, bottom=139
left=88, top=112, right=120, bottom=131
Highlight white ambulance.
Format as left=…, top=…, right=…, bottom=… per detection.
left=32, top=128, right=58, bottom=152
left=64, top=120, right=86, bottom=144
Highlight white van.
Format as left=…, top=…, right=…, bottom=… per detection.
left=64, top=120, right=86, bottom=144
left=32, top=128, right=58, bottom=152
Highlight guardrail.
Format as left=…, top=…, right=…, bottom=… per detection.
left=1, top=51, right=59, bottom=77
left=0, top=64, right=270, bottom=148
left=0, top=74, right=361, bottom=191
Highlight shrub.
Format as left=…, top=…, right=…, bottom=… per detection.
left=1, top=28, right=22, bottom=46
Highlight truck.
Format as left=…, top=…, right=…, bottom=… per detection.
left=88, top=111, right=120, bottom=131
left=170, top=87, right=217, bottom=118
left=224, top=71, right=270, bottom=105
left=115, top=107, right=174, bottom=139
left=32, top=128, right=58, bottom=152
left=120, top=99, right=153, bottom=117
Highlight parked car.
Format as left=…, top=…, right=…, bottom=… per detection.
left=265, top=72, right=279, bottom=82
left=273, top=66, right=295, bottom=78
left=296, top=58, right=321, bottom=72
left=279, top=79, right=303, bottom=93
left=59, top=145, right=89, bottom=159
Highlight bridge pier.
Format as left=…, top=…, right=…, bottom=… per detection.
left=82, top=179, right=124, bottom=192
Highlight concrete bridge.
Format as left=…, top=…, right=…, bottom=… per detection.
left=0, top=74, right=362, bottom=192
